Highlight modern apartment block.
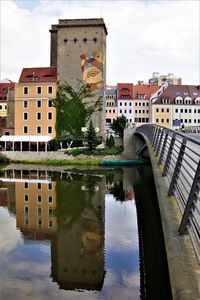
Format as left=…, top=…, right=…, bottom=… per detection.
left=149, top=72, right=182, bottom=86
left=49, top=18, right=107, bottom=137
left=152, top=85, right=200, bottom=129
left=14, top=67, right=57, bottom=137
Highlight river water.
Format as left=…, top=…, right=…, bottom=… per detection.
left=0, top=164, right=172, bottom=300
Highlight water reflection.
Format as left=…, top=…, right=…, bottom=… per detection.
left=0, top=166, right=140, bottom=300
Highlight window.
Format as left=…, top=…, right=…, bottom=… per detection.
left=37, top=126, right=41, bottom=134
left=38, top=219, right=42, bottom=228
left=5, top=105, right=7, bottom=110
left=48, top=183, right=52, bottom=190
left=143, top=103, right=145, bottom=106
left=24, top=100, right=28, bottom=108
left=37, top=86, right=42, bottom=94
left=48, top=126, right=52, bottom=134
left=129, top=110, right=132, bottom=113
left=175, top=109, right=178, bottom=113
left=147, top=110, right=149, bottom=113
left=23, top=126, right=28, bottom=134
left=166, top=108, right=169, bottom=113
left=37, top=100, right=41, bottom=108
left=135, top=110, right=137, bottom=113
left=24, top=195, right=29, bottom=202
left=49, top=208, right=53, bottom=216
left=37, top=195, right=42, bottom=203
left=156, top=108, right=159, bottom=113
left=185, top=109, right=187, bottom=113
left=48, top=86, right=53, bottom=94
left=49, top=220, right=53, bottom=228
left=135, top=103, right=137, bottom=106
left=24, top=182, right=29, bottom=189
left=189, top=109, right=191, bottom=113
left=48, top=100, right=52, bottom=107
left=124, top=110, right=127, bottom=113
left=38, top=207, right=42, bottom=215
left=37, top=112, right=41, bottom=120
left=161, top=108, right=164, bottom=113
left=180, top=109, right=183, bottom=113
left=23, top=87, right=28, bottom=94
left=0, top=105, right=2, bottom=110
left=166, top=119, right=169, bottom=123
left=120, top=102, right=122, bottom=106
left=113, top=109, right=115, bottom=113
left=129, top=102, right=132, bottom=106
left=23, top=112, right=28, bottom=120
left=125, top=102, right=127, bottom=106
left=120, top=109, right=122, bottom=113
left=161, top=119, right=164, bottom=123
left=24, top=206, right=29, bottom=215
left=37, top=183, right=41, bottom=190
left=143, top=110, right=145, bottom=113
left=48, top=196, right=53, bottom=203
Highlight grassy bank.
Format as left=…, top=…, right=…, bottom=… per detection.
left=11, top=159, right=102, bottom=166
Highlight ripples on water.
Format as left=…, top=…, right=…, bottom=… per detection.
left=0, top=167, right=140, bottom=300
left=0, top=166, right=171, bottom=300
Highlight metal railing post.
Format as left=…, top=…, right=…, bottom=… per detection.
left=179, top=159, right=200, bottom=234
left=168, top=137, right=187, bottom=196
left=158, top=130, right=168, bottom=165
left=162, top=132, right=176, bottom=176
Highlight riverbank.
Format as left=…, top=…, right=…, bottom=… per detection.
left=0, top=150, right=124, bottom=166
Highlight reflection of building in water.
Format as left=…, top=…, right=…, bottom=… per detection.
left=51, top=174, right=105, bottom=291
left=0, top=180, right=16, bottom=214
left=15, top=180, right=57, bottom=238
left=0, top=168, right=57, bottom=239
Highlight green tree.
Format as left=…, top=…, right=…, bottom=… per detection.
left=52, top=80, right=102, bottom=138
left=86, top=120, right=98, bottom=151
left=109, top=135, right=115, bottom=147
left=110, top=115, right=128, bottom=138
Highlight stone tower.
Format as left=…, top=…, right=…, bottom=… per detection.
left=50, top=18, right=107, bottom=138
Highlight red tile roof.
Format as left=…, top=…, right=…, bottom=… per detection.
left=117, top=83, right=133, bottom=99
left=19, top=67, right=57, bottom=83
left=133, top=84, right=160, bottom=99
left=0, top=83, right=15, bottom=100
left=154, top=85, right=200, bottom=104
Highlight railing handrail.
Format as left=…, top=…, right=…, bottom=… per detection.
left=136, top=124, right=200, bottom=264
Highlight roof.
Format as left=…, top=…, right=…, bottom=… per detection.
left=0, top=82, right=15, bottom=99
left=117, top=83, right=134, bottom=99
left=19, top=67, right=57, bottom=83
left=0, top=135, right=52, bottom=142
left=154, top=85, right=200, bottom=104
left=51, top=18, right=108, bottom=35
left=133, top=84, right=160, bottom=99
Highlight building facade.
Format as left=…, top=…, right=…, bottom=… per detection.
left=0, top=80, right=15, bottom=136
left=14, top=67, right=57, bottom=137
left=117, top=83, right=134, bottom=125
left=152, top=85, right=200, bottom=129
left=149, top=72, right=182, bottom=86
left=50, top=18, right=107, bottom=138
left=105, top=85, right=117, bottom=124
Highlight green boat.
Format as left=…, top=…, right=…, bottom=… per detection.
left=99, top=159, right=144, bottom=167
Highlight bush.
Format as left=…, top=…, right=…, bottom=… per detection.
left=0, top=153, right=10, bottom=163
left=65, top=146, right=123, bottom=157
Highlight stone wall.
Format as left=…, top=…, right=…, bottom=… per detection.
left=1, top=151, right=74, bottom=161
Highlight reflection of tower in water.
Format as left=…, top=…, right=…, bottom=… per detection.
left=51, top=173, right=105, bottom=291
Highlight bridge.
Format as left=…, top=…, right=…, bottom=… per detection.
left=125, top=124, right=200, bottom=300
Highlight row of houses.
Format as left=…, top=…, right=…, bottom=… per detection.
left=105, top=82, right=200, bottom=130
left=0, top=68, right=200, bottom=142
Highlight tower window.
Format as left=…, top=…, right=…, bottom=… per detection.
left=94, top=37, right=97, bottom=42
left=74, top=38, right=77, bottom=43
left=64, top=38, right=67, bottom=43
left=83, top=38, right=87, bottom=43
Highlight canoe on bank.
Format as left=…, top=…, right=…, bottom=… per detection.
left=99, top=159, right=144, bottom=167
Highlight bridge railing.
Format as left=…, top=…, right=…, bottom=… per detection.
left=185, top=125, right=200, bottom=134
left=136, top=124, right=200, bottom=264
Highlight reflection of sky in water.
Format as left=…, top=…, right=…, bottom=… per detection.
left=0, top=185, right=139, bottom=300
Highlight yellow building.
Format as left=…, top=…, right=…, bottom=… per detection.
left=15, top=179, right=57, bottom=232
left=152, top=104, right=172, bottom=129
left=14, top=67, right=57, bottom=138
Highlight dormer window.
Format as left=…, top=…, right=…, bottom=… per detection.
left=184, top=96, right=192, bottom=104
left=175, top=96, right=183, bottom=104
left=195, top=97, right=200, bottom=104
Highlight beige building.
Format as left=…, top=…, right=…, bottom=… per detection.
left=50, top=18, right=107, bottom=138
left=14, top=67, right=57, bottom=138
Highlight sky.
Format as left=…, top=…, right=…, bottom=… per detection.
left=0, top=0, right=199, bottom=85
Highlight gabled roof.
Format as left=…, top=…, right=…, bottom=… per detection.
left=154, top=85, right=200, bottom=104
left=133, top=84, right=160, bottom=99
left=19, top=67, right=57, bottom=83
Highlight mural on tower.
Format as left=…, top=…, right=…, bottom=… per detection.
left=80, top=51, right=104, bottom=92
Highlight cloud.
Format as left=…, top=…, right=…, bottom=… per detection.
left=1, top=0, right=199, bottom=84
